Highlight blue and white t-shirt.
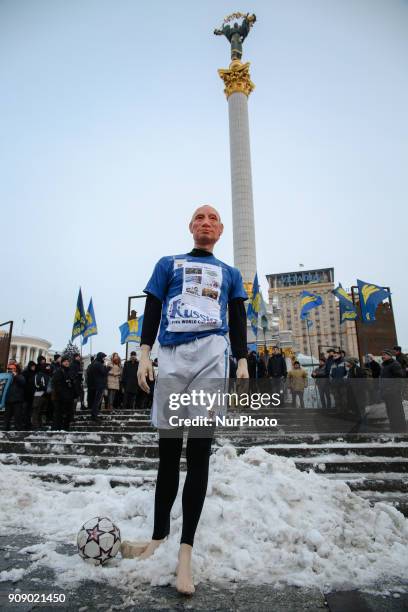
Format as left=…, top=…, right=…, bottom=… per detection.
left=144, top=253, right=247, bottom=347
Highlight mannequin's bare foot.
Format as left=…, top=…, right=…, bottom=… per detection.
left=176, top=544, right=195, bottom=595
left=120, top=540, right=149, bottom=559
left=139, top=538, right=166, bottom=560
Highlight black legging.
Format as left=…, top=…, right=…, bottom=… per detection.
left=152, top=429, right=213, bottom=547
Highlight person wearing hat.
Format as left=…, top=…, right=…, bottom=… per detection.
left=52, top=354, right=78, bottom=430
left=380, top=349, right=406, bottom=432
left=312, top=357, right=331, bottom=409
left=393, top=346, right=408, bottom=377
left=86, top=352, right=110, bottom=420
left=4, top=363, right=26, bottom=431
left=122, top=351, right=139, bottom=411
left=287, top=361, right=308, bottom=408
left=329, top=350, right=347, bottom=413
left=267, top=345, right=287, bottom=405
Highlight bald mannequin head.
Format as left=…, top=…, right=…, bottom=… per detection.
left=189, top=205, right=224, bottom=252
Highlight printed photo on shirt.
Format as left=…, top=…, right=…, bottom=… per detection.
left=186, top=286, right=200, bottom=296
left=185, top=274, right=202, bottom=285
left=185, top=267, right=202, bottom=275
left=202, top=287, right=219, bottom=300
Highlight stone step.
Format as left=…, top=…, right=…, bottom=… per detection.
left=1, top=440, right=408, bottom=459
left=2, top=452, right=407, bottom=473
left=59, top=424, right=392, bottom=435
left=2, top=430, right=407, bottom=445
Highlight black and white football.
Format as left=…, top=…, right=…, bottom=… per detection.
left=77, top=516, right=121, bottom=566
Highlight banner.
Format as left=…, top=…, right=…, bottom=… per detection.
left=247, top=273, right=261, bottom=337
left=300, top=290, right=322, bottom=320
left=332, top=284, right=358, bottom=324
left=119, top=315, right=144, bottom=345
left=357, top=279, right=391, bottom=323
left=82, top=298, right=98, bottom=345
left=72, top=288, right=86, bottom=340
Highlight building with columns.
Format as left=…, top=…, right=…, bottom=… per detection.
left=9, top=334, right=52, bottom=366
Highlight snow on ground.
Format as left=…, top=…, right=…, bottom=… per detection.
left=1, top=445, right=408, bottom=591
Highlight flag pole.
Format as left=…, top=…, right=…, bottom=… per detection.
left=306, top=318, right=315, bottom=367
left=306, top=318, right=319, bottom=408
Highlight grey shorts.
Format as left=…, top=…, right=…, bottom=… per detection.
left=151, top=334, right=230, bottom=429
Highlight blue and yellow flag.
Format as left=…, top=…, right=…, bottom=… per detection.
left=247, top=273, right=261, bottom=337
left=119, top=315, right=144, bottom=345
left=300, top=290, right=322, bottom=319
left=357, top=279, right=390, bottom=323
left=82, top=299, right=98, bottom=345
left=332, top=284, right=358, bottom=324
left=71, top=288, right=86, bottom=341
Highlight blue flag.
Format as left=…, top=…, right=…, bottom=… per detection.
left=300, top=290, right=322, bottom=319
left=332, top=284, right=358, bottom=324
left=82, top=299, right=98, bottom=345
left=119, top=315, right=144, bottom=345
left=357, top=279, right=391, bottom=323
left=247, top=273, right=261, bottom=337
left=71, top=288, right=86, bottom=341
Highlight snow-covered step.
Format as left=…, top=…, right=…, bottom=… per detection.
left=0, top=440, right=159, bottom=458
left=1, top=440, right=408, bottom=460
left=326, top=473, right=408, bottom=492
left=2, top=451, right=408, bottom=474
left=2, top=430, right=407, bottom=445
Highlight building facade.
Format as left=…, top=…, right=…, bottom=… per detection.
left=266, top=268, right=358, bottom=359
left=10, top=335, right=52, bottom=367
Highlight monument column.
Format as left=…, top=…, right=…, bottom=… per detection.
left=215, top=10, right=257, bottom=285
left=218, top=60, right=257, bottom=284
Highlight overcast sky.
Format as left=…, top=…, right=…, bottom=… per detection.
left=1, top=0, right=407, bottom=355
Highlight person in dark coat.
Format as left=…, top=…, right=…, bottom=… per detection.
left=344, top=357, right=367, bottom=428
left=330, top=350, right=347, bottom=412
left=380, top=349, right=406, bottom=433
left=52, top=354, right=78, bottom=430
left=247, top=351, right=257, bottom=394
left=366, top=354, right=381, bottom=379
left=86, top=352, right=110, bottom=419
left=257, top=354, right=267, bottom=379
left=22, top=360, right=36, bottom=429
left=50, top=354, right=62, bottom=375
left=394, top=346, right=408, bottom=377
left=364, top=354, right=381, bottom=405
left=4, top=363, right=26, bottom=430
left=70, top=353, right=84, bottom=408
left=267, top=346, right=287, bottom=405
left=325, top=349, right=335, bottom=376
left=31, top=359, right=51, bottom=430
left=122, top=351, right=140, bottom=410
left=312, top=357, right=331, bottom=409
left=85, top=356, right=95, bottom=410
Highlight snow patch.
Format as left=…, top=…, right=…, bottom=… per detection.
left=0, top=445, right=407, bottom=590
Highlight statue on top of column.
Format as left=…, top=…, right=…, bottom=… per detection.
left=214, top=13, right=256, bottom=62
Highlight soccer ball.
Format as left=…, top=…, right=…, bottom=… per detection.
left=77, top=517, right=121, bottom=566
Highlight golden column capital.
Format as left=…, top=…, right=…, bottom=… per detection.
left=218, top=60, right=255, bottom=99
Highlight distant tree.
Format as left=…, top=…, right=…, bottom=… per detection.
left=63, top=340, right=80, bottom=360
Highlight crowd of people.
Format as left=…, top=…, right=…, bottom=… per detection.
left=3, top=350, right=155, bottom=432
left=232, top=344, right=407, bottom=432
left=3, top=344, right=407, bottom=433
